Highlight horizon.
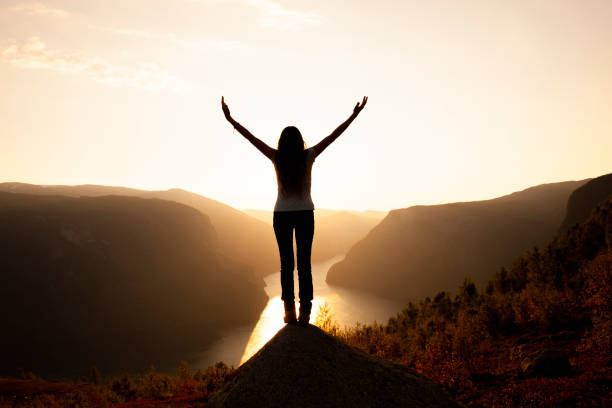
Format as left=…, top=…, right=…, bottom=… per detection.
left=1, top=171, right=604, bottom=213
left=1, top=0, right=611, bottom=211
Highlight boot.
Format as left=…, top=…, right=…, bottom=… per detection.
left=297, top=301, right=312, bottom=327
left=283, top=301, right=297, bottom=324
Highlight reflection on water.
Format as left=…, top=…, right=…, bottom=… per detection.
left=192, top=255, right=405, bottom=369
left=239, top=296, right=285, bottom=364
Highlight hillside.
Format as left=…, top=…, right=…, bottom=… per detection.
left=208, top=324, right=460, bottom=408
left=0, top=183, right=278, bottom=277
left=0, top=194, right=608, bottom=407
left=324, top=195, right=612, bottom=407
left=0, top=192, right=268, bottom=379
left=327, top=179, right=588, bottom=301
left=558, top=173, right=612, bottom=234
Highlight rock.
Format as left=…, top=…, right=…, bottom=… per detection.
left=208, top=324, right=461, bottom=408
left=520, top=349, right=572, bottom=378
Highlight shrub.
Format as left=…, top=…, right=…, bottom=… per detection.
left=314, top=302, right=340, bottom=335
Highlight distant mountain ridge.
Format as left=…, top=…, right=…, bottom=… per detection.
left=0, top=192, right=268, bottom=378
left=244, top=208, right=386, bottom=262
left=0, top=183, right=386, bottom=270
left=243, top=209, right=387, bottom=225
left=0, top=182, right=279, bottom=277
left=327, top=179, right=589, bottom=301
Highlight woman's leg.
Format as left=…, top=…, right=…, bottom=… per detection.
left=273, top=211, right=295, bottom=303
left=295, top=210, right=314, bottom=315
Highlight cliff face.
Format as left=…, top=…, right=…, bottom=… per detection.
left=0, top=192, right=268, bottom=378
left=326, top=179, right=587, bottom=302
left=208, top=324, right=461, bottom=408
left=558, top=173, right=612, bottom=234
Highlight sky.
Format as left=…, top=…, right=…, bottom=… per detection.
left=1, top=0, right=611, bottom=211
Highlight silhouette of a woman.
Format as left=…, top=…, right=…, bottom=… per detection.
left=221, top=96, right=368, bottom=325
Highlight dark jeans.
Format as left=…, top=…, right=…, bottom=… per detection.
left=273, top=210, right=314, bottom=303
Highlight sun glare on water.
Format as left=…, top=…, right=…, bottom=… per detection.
left=239, top=296, right=329, bottom=364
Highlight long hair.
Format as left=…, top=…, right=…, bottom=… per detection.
left=275, top=126, right=307, bottom=196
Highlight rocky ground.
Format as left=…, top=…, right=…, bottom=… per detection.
left=208, top=324, right=460, bottom=408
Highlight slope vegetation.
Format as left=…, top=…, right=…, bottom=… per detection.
left=325, top=195, right=612, bottom=407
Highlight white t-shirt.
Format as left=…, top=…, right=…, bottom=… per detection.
left=271, top=147, right=316, bottom=212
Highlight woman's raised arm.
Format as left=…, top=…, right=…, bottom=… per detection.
left=312, top=96, right=368, bottom=158
left=222, top=96, right=275, bottom=160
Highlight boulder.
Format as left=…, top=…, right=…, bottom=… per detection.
left=208, top=324, right=461, bottom=408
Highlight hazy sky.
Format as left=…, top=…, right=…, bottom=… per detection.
left=1, top=0, right=610, bottom=211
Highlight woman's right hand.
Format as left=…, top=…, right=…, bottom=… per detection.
left=221, top=96, right=232, bottom=121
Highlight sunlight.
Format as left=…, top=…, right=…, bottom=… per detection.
left=239, top=296, right=285, bottom=364
left=239, top=296, right=329, bottom=364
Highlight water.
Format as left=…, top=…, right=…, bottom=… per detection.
left=191, top=255, right=405, bottom=369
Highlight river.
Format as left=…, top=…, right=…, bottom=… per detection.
left=191, top=255, right=405, bottom=369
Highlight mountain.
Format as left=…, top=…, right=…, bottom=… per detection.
left=0, top=192, right=268, bottom=379
left=0, top=183, right=278, bottom=277
left=242, top=209, right=274, bottom=224
left=313, top=211, right=385, bottom=261
left=207, top=324, right=460, bottom=408
left=327, top=179, right=588, bottom=301
left=243, top=209, right=387, bottom=225
left=558, top=173, right=612, bottom=234
left=243, top=209, right=386, bottom=262
left=328, top=196, right=612, bottom=407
